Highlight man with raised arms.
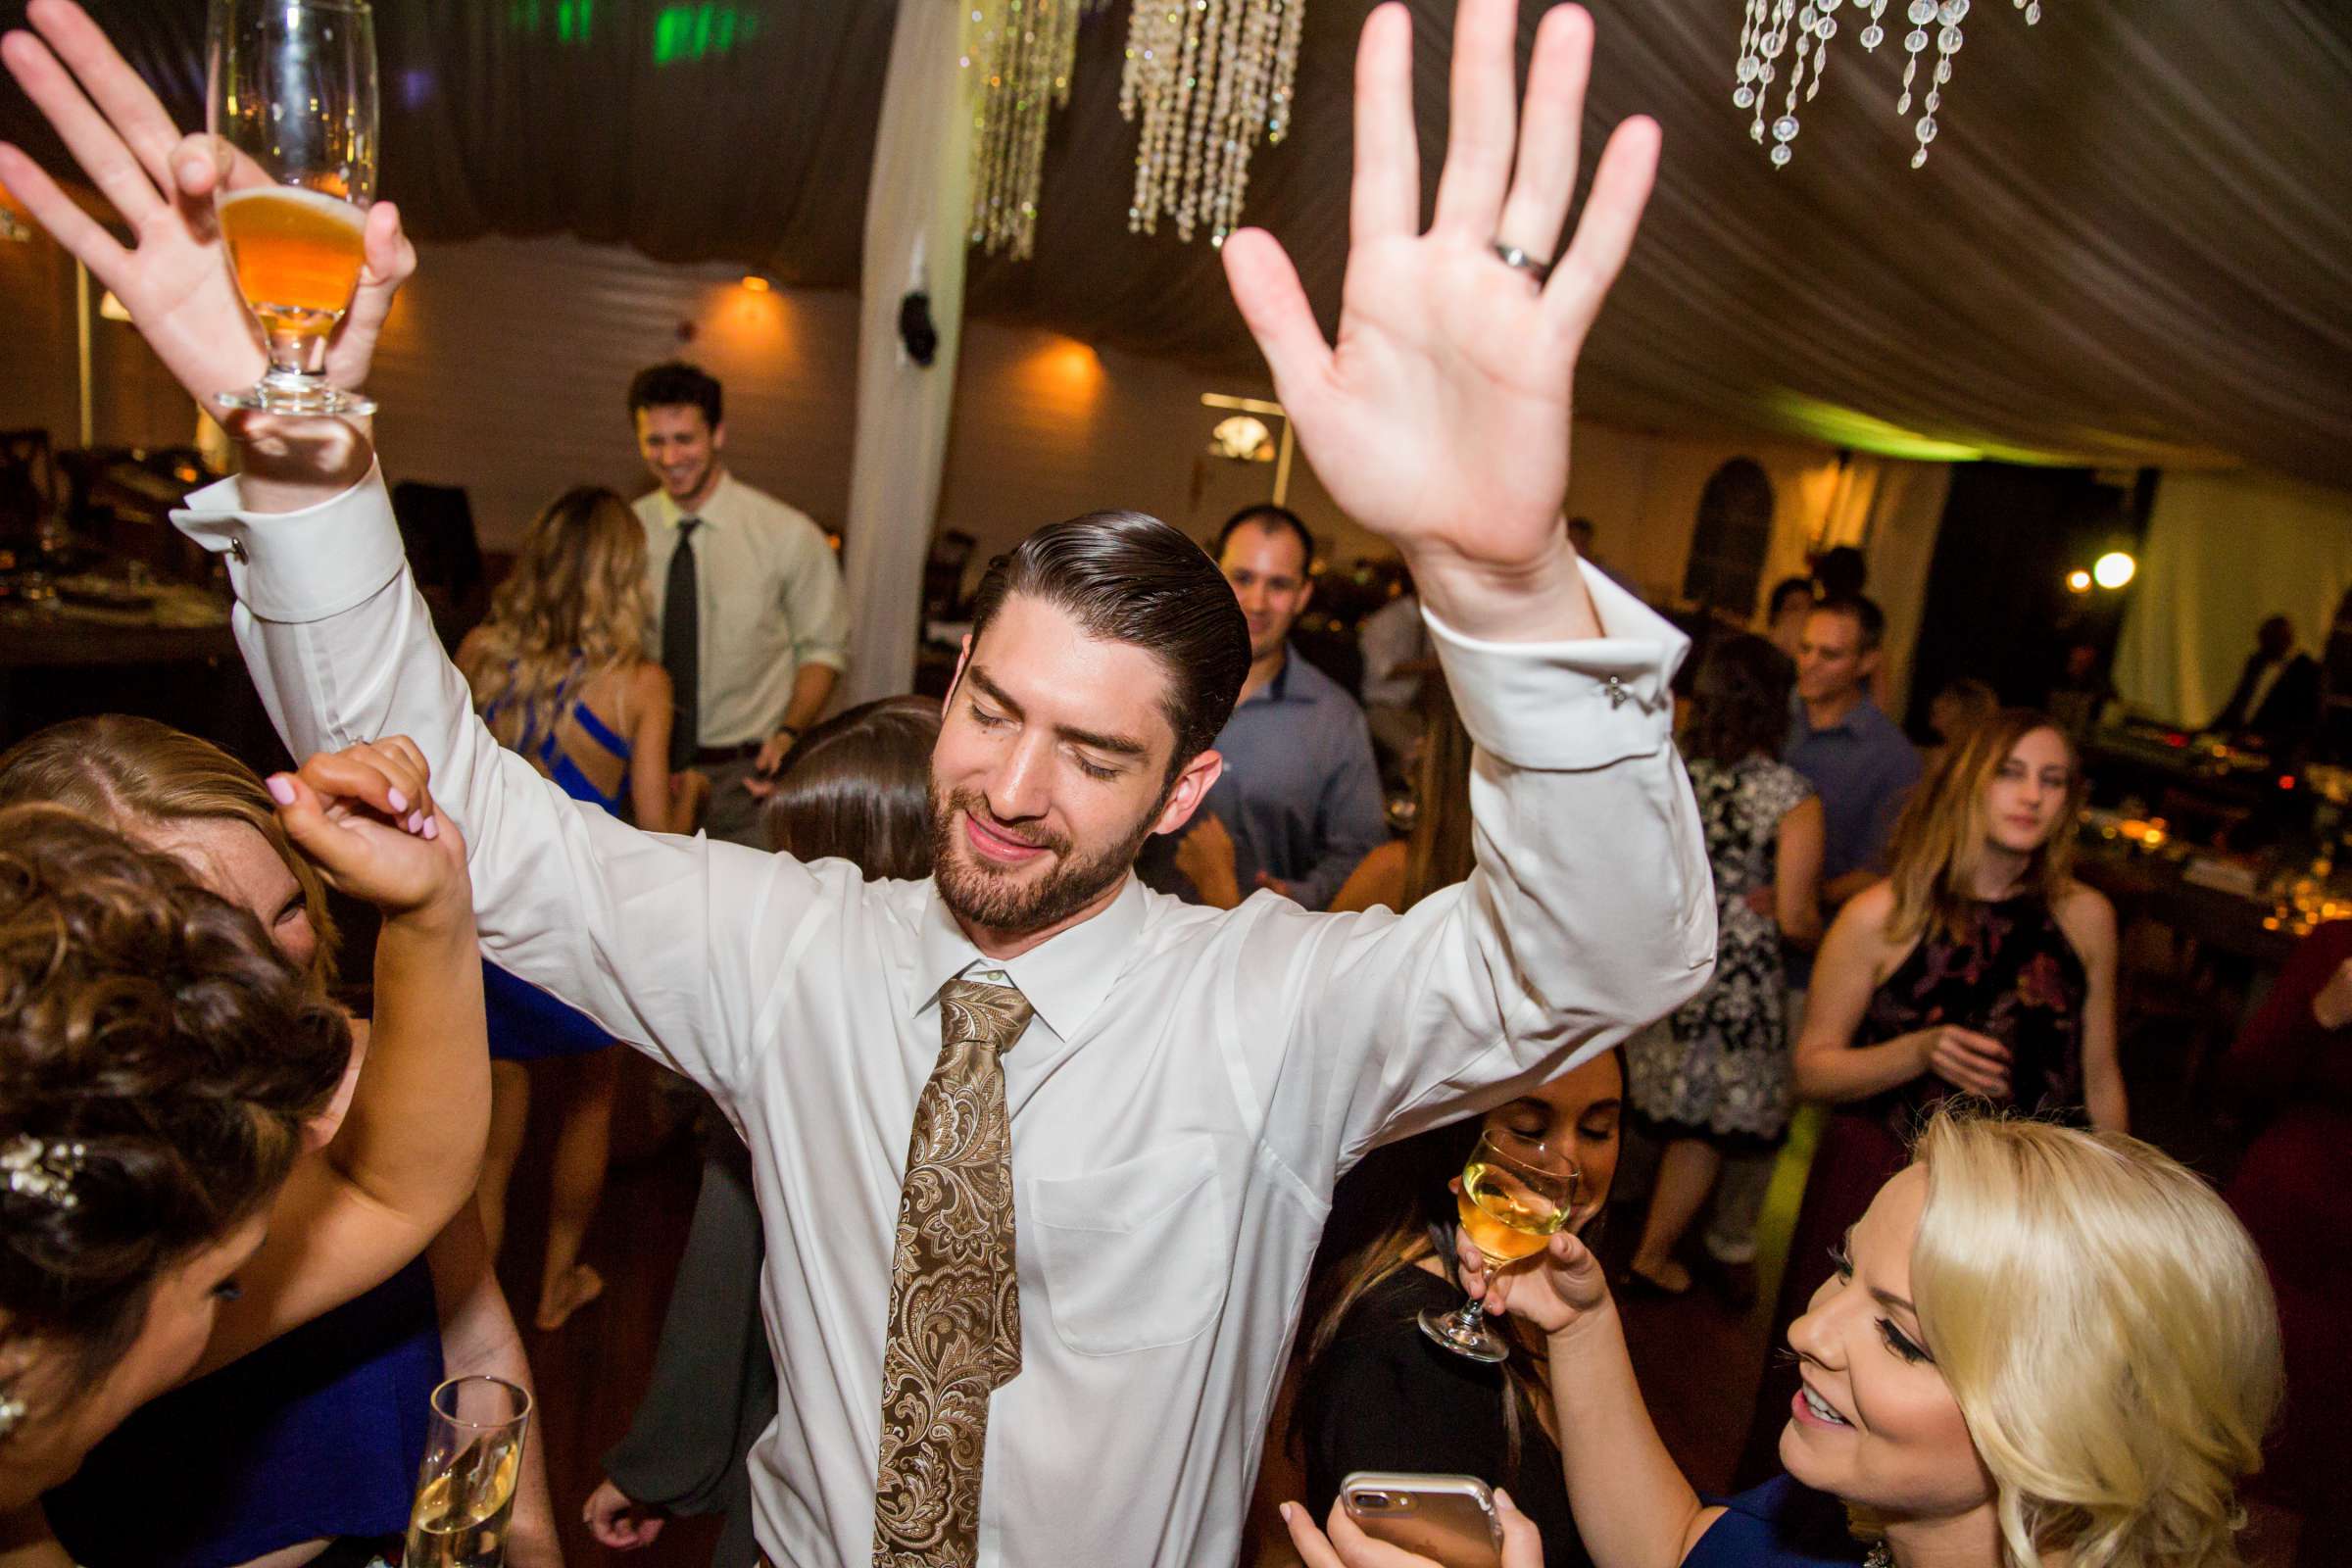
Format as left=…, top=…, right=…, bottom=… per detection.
left=1, top=1, right=1713, bottom=1561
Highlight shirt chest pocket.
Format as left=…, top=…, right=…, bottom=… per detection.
left=1027, top=1136, right=1230, bottom=1355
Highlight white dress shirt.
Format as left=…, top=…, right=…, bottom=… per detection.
left=176, top=469, right=1715, bottom=1568
left=636, top=472, right=851, bottom=748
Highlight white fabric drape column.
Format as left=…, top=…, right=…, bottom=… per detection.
left=839, top=1, right=974, bottom=707
left=2114, top=470, right=2352, bottom=728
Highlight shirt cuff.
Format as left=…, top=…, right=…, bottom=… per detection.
left=1429, top=559, right=1688, bottom=771
left=172, top=464, right=406, bottom=623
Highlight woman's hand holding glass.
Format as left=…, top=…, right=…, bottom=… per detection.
left=1452, top=1225, right=1611, bottom=1343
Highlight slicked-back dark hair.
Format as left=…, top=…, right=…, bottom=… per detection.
left=968, top=511, right=1251, bottom=786
left=1215, top=504, right=1315, bottom=573
left=627, top=361, right=724, bottom=430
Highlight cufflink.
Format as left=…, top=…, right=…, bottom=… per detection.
left=1604, top=675, right=1630, bottom=710
left=229, top=539, right=250, bottom=564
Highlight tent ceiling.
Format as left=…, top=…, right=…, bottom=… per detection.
left=5, top=1, right=2349, bottom=486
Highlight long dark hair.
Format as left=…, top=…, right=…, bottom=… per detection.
left=1295, top=1049, right=1626, bottom=1482
left=969, top=511, right=1250, bottom=786
left=761, top=696, right=941, bottom=880
left=1683, top=632, right=1795, bottom=769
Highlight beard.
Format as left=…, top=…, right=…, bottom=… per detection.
left=930, top=783, right=1163, bottom=938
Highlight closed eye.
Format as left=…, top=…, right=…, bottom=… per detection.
left=1073, top=755, right=1121, bottom=782
left=1877, top=1317, right=1933, bottom=1365
left=969, top=703, right=1011, bottom=731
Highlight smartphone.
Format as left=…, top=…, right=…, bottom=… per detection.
left=1338, top=1471, right=1504, bottom=1568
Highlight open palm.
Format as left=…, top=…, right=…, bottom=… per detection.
left=1223, top=0, right=1658, bottom=580
left=0, top=0, right=411, bottom=408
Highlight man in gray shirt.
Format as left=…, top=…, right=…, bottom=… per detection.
left=1196, top=506, right=1389, bottom=909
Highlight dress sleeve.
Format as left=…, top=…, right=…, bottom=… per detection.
left=2220, top=917, right=2352, bottom=1106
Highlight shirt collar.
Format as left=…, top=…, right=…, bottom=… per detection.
left=1241, top=645, right=1309, bottom=709
left=911, top=872, right=1150, bottom=1042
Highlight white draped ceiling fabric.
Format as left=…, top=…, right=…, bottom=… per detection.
left=4, top=1, right=2352, bottom=681
left=840, top=0, right=974, bottom=706
left=9, top=1, right=2345, bottom=489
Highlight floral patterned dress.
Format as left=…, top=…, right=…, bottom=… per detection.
left=1630, top=754, right=1815, bottom=1142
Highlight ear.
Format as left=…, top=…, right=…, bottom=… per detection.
left=1859, top=647, right=1884, bottom=678
left=1150, top=750, right=1226, bottom=837
left=1297, top=574, right=1315, bottom=613
left=710, top=419, right=728, bottom=455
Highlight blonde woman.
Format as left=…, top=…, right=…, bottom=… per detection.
left=457, top=485, right=704, bottom=1331
left=1286, top=1111, right=2282, bottom=1568
left=1728, top=709, right=2121, bottom=1484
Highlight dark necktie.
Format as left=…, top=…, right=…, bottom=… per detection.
left=871, top=977, right=1032, bottom=1567
left=662, top=518, right=701, bottom=772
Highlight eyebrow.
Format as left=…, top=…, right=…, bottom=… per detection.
left=966, top=666, right=1153, bottom=759
left=1841, top=1224, right=1919, bottom=1315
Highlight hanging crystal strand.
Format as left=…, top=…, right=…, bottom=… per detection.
left=1199, top=0, right=1245, bottom=242
left=1897, top=0, right=1934, bottom=114
left=1767, top=7, right=1811, bottom=167
left=1268, top=0, right=1304, bottom=143
left=1808, top=0, right=1839, bottom=103
left=1175, top=0, right=1226, bottom=239
left=1910, top=0, right=1963, bottom=167
left=1859, top=0, right=1886, bottom=49
left=1735, top=0, right=1767, bottom=108
left=1750, top=0, right=1789, bottom=142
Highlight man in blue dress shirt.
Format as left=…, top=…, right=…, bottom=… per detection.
left=1199, top=506, right=1390, bottom=909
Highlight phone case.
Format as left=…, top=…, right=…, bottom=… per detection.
left=1339, top=1471, right=1504, bottom=1568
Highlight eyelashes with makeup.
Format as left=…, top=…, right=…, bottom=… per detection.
left=1828, top=1246, right=1936, bottom=1366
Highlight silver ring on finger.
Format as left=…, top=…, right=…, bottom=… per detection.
left=1491, top=240, right=1554, bottom=287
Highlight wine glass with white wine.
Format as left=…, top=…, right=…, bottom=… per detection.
left=205, top=0, right=379, bottom=416
left=1418, top=1128, right=1581, bottom=1363
left=404, top=1375, right=531, bottom=1568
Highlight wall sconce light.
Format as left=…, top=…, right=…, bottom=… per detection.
left=2065, top=568, right=2092, bottom=594
left=2092, top=551, right=2136, bottom=590
left=1208, top=415, right=1273, bottom=462
left=1201, top=393, right=1293, bottom=505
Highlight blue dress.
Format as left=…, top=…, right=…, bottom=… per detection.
left=44, top=1256, right=441, bottom=1565
left=481, top=669, right=632, bottom=1061
left=1688, top=1475, right=1870, bottom=1567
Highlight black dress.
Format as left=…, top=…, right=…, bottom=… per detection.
left=1298, top=1268, right=1593, bottom=1568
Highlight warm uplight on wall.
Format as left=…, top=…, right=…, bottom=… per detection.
left=1024, top=337, right=1103, bottom=402
left=2093, top=551, right=2136, bottom=589
left=740, top=274, right=772, bottom=293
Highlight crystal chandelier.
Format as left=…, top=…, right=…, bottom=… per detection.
left=965, top=0, right=1106, bottom=260
left=1735, top=0, right=2043, bottom=170
left=1120, top=0, right=1306, bottom=246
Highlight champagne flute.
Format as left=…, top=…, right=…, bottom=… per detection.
left=205, top=0, right=379, bottom=416
left=1418, top=1128, right=1580, bottom=1363
left=404, top=1375, right=531, bottom=1568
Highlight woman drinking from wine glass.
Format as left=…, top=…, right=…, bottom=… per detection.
left=1740, top=710, right=2121, bottom=1484
left=1285, top=1110, right=2281, bottom=1568
left=0, top=735, right=489, bottom=1524
left=457, top=484, right=706, bottom=1333
left=0, top=715, right=560, bottom=1567
left=1281, top=1050, right=1626, bottom=1568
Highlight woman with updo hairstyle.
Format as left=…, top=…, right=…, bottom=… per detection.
left=0, top=773, right=489, bottom=1525
left=1284, top=1110, right=2284, bottom=1568
left=0, top=716, right=558, bottom=1566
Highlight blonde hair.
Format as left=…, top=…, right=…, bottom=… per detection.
left=0, top=715, right=339, bottom=989
left=1909, top=1112, right=2282, bottom=1568
left=1886, top=710, right=2086, bottom=946
left=461, top=486, right=652, bottom=751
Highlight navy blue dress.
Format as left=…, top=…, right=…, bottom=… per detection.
left=1689, top=1476, right=1870, bottom=1567
left=481, top=675, right=632, bottom=1061
left=45, top=1257, right=441, bottom=1565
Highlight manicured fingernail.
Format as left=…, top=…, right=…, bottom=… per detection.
left=422, top=816, right=439, bottom=841
left=406, top=809, right=423, bottom=832
left=267, top=775, right=295, bottom=805
left=386, top=787, right=409, bottom=812
left=1278, top=1503, right=1295, bottom=1525
left=1494, top=1488, right=1515, bottom=1512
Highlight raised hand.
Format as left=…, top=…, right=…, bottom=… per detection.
left=274, top=736, right=468, bottom=920
left=1282, top=1493, right=1545, bottom=1568
left=0, top=0, right=412, bottom=411
left=1222, top=0, right=1659, bottom=641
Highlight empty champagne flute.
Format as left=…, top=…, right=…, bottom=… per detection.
left=403, top=1375, right=531, bottom=1568
left=1418, top=1127, right=1580, bottom=1363
left=205, top=0, right=379, bottom=415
